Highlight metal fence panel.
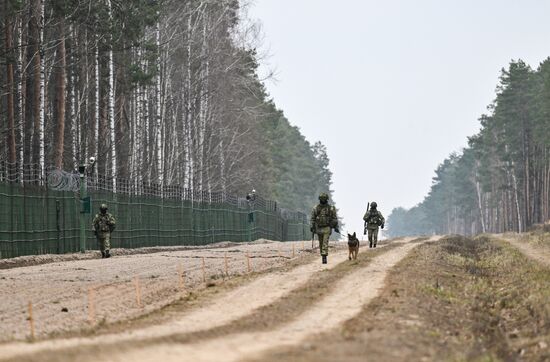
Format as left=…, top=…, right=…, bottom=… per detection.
left=0, top=181, right=310, bottom=259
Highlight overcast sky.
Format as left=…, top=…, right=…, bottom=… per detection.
left=248, top=0, right=550, bottom=238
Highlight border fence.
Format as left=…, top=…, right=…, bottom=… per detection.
left=0, top=163, right=310, bottom=259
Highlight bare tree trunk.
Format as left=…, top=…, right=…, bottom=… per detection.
left=38, top=0, right=45, bottom=177
left=510, top=166, right=522, bottom=233
left=53, top=21, right=66, bottom=169
left=80, top=28, right=89, bottom=164
left=135, top=69, right=143, bottom=184
left=28, top=0, right=45, bottom=179
left=5, top=5, right=17, bottom=171
left=143, top=80, right=150, bottom=183
left=155, top=17, right=164, bottom=186
left=24, top=3, right=36, bottom=170
left=184, top=15, right=193, bottom=190
left=69, top=24, right=78, bottom=168
left=106, top=0, right=116, bottom=182
left=17, top=12, right=25, bottom=181
left=93, top=37, right=100, bottom=175
left=475, top=179, right=486, bottom=233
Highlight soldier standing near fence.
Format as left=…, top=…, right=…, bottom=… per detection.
left=93, top=204, right=116, bottom=258
left=311, top=193, right=340, bottom=264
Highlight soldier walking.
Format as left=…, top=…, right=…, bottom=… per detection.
left=311, top=193, right=339, bottom=264
left=363, top=202, right=384, bottom=248
left=93, top=204, right=116, bottom=258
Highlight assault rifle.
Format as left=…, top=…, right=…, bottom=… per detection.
left=363, top=202, right=370, bottom=235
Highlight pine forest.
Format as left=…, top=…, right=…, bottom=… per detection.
left=0, top=0, right=335, bottom=214
left=387, top=59, right=550, bottom=237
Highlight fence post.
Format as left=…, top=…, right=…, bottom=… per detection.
left=28, top=301, right=35, bottom=339
left=88, top=287, right=96, bottom=325
left=78, top=164, right=89, bottom=253
left=224, top=252, right=229, bottom=277
left=56, top=199, right=61, bottom=253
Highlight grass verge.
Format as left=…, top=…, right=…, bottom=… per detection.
left=252, top=235, right=550, bottom=362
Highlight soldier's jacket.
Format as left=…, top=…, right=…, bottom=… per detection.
left=93, top=213, right=116, bottom=237
left=311, top=204, right=338, bottom=230
left=363, top=209, right=385, bottom=230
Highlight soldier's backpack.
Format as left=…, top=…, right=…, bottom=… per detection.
left=98, top=214, right=115, bottom=232
left=366, top=210, right=383, bottom=226
left=314, top=205, right=337, bottom=228
left=98, top=216, right=110, bottom=232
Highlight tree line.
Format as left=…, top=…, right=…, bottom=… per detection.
left=387, top=59, right=550, bottom=237
left=0, top=0, right=335, bottom=214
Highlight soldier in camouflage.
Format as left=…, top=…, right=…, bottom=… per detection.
left=92, top=204, right=116, bottom=258
left=311, top=193, right=339, bottom=264
left=363, top=202, right=385, bottom=248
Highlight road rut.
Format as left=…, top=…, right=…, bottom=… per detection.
left=64, top=237, right=430, bottom=362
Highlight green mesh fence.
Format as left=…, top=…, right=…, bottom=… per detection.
left=0, top=180, right=310, bottom=259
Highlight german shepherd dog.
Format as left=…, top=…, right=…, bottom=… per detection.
left=347, top=232, right=360, bottom=260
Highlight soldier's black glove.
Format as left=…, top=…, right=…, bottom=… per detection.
left=381, top=224, right=385, bottom=229
left=334, top=227, right=340, bottom=234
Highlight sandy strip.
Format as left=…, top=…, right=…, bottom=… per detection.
left=84, top=237, right=430, bottom=362
left=500, top=235, right=550, bottom=267
left=0, top=241, right=363, bottom=361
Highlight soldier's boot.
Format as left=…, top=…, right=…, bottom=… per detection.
left=100, top=251, right=106, bottom=258
left=369, top=242, right=373, bottom=248
left=322, top=255, right=327, bottom=264
left=105, top=250, right=111, bottom=258
left=373, top=242, right=377, bottom=248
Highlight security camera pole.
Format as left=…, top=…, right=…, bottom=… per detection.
left=78, top=158, right=95, bottom=253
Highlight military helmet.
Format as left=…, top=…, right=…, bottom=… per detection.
left=100, top=203, right=108, bottom=211
left=319, top=193, right=329, bottom=202
left=370, top=201, right=377, bottom=208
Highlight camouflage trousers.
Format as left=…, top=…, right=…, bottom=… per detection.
left=316, top=226, right=332, bottom=256
left=97, top=233, right=111, bottom=251
left=367, top=228, right=379, bottom=245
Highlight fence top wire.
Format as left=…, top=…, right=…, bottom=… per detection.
left=0, top=162, right=307, bottom=222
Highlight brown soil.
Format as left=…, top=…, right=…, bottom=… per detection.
left=0, top=237, right=410, bottom=362
left=0, top=239, right=282, bottom=270
left=8, top=235, right=547, bottom=362
left=0, top=239, right=323, bottom=342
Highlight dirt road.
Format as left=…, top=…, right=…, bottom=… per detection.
left=0, top=240, right=319, bottom=342
left=499, top=233, right=550, bottom=267
left=0, top=236, right=429, bottom=362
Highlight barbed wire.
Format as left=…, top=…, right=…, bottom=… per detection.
left=47, top=169, right=81, bottom=192
left=0, top=161, right=307, bottom=222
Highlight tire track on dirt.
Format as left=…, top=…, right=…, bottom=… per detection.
left=499, top=235, right=550, bottom=267
left=78, top=237, right=432, bottom=362
left=0, top=241, right=372, bottom=361
left=493, top=235, right=550, bottom=266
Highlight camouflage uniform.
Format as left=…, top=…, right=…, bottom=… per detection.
left=363, top=203, right=384, bottom=248
left=311, top=193, right=339, bottom=264
left=92, top=204, right=116, bottom=258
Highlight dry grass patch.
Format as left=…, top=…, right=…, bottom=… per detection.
left=252, top=235, right=550, bottom=362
